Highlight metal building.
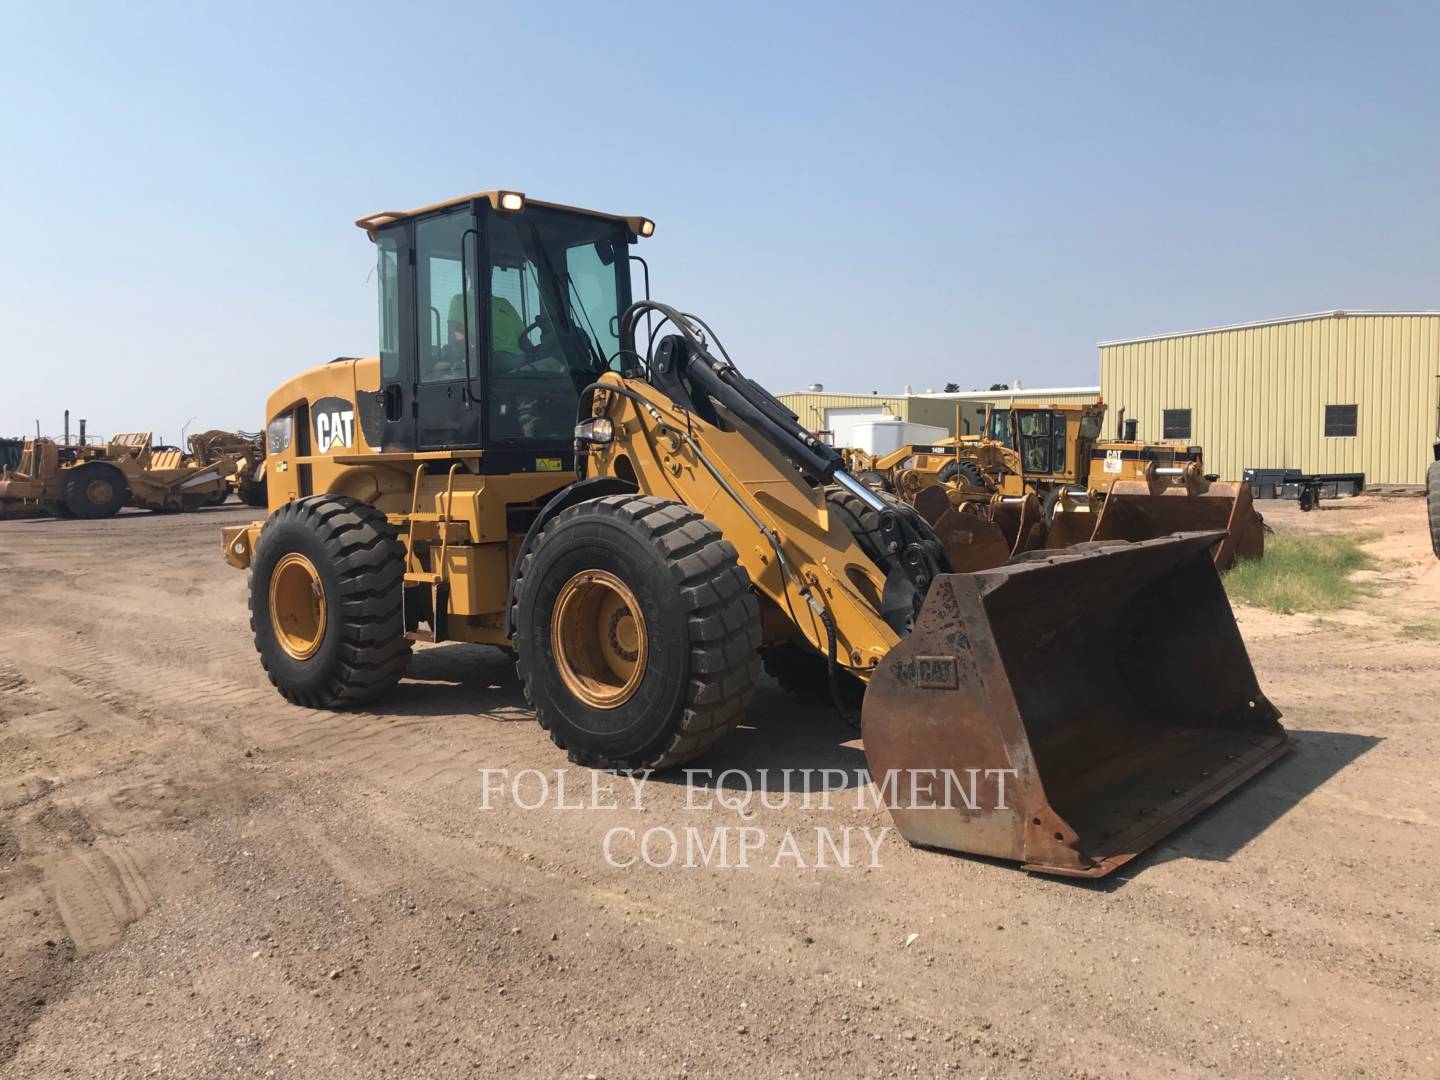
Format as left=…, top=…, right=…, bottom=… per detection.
left=1100, top=311, right=1440, bottom=486
left=780, top=386, right=1100, bottom=445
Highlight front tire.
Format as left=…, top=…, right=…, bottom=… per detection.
left=250, top=495, right=411, bottom=708
left=512, top=495, right=761, bottom=770
left=938, top=460, right=985, bottom=489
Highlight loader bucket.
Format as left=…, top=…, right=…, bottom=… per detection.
left=911, top=486, right=1013, bottom=572
left=1089, top=480, right=1265, bottom=571
left=928, top=506, right=1014, bottom=573
left=861, top=532, right=1290, bottom=878
left=1044, top=505, right=1099, bottom=549
left=990, top=493, right=1047, bottom=555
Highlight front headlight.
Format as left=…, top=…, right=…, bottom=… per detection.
left=267, top=414, right=293, bottom=454
left=574, top=417, right=614, bottom=444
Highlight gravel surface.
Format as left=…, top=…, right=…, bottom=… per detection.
left=0, top=494, right=1436, bottom=1079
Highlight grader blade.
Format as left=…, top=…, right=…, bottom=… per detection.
left=861, top=532, right=1290, bottom=878
left=1090, top=480, right=1265, bottom=570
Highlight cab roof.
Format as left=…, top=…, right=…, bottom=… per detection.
left=354, top=190, right=653, bottom=241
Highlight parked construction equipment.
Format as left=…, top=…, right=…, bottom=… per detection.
left=190, top=429, right=267, bottom=507
left=221, top=189, right=1289, bottom=878
left=0, top=431, right=234, bottom=518
left=848, top=401, right=1264, bottom=570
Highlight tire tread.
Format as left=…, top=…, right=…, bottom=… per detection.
left=250, top=495, right=411, bottom=708
left=512, top=494, right=761, bottom=771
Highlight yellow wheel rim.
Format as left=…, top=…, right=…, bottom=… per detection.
left=551, top=569, right=647, bottom=709
left=269, top=552, right=327, bottom=661
left=86, top=478, right=113, bottom=505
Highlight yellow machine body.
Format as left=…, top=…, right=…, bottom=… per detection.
left=222, top=189, right=1289, bottom=878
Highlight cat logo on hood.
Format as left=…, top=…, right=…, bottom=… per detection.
left=312, top=396, right=357, bottom=453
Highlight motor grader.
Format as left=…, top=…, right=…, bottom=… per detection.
left=0, top=432, right=234, bottom=518
left=221, top=189, right=1290, bottom=878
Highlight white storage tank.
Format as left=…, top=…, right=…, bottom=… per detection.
left=851, top=417, right=949, bottom=455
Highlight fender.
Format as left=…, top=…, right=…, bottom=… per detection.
left=506, top=476, right=639, bottom=636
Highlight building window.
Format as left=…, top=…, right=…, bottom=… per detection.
left=1324, top=404, right=1358, bottom=438
left=1162, top=409, right=1192, bottom=440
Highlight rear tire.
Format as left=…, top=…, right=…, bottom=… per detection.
left=62, top=464, right=128, bottom=519
left=250, top=495, right=411, bottom=708
left=512, top=494, right=761, bottom=770
left=1427, top=460, right=1440, bottom=559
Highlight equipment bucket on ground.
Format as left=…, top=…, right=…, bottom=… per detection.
left=1088, top=480, right=1264, bottom=570
left=861, top=532, right=1290, bottom=878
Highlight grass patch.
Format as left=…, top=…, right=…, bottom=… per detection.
left=1225, top=532, right=1379, bottom=614
left=1399, top=621, right=1440, bottom=641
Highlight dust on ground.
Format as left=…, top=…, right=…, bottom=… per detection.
left=1, top=495, right=1436, bottom=1079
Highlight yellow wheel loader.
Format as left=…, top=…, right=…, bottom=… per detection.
left=221, top=189, right=1290, bottom=878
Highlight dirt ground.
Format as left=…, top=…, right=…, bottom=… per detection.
left=1, top=493, right=1437, bottom=1080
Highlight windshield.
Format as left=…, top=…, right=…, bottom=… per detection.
left=1016, top=410, right=1068, bottom=475
left=486, top=207, right=631, bottom=442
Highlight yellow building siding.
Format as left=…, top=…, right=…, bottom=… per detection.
left=1100, top=312, right=1440, bottom=485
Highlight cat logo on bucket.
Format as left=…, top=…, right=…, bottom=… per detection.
left=312, top=397, right=357, bottom=453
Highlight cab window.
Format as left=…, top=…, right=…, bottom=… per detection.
left=1017, top=411, right=1053, bottom=473
left=377, top=235, right=401, bottom=380
left=485, top=209, right=629, bottom=443
left=988, top=408, right=1012, bottom=447
left=415, top=210, right=479, bottom=384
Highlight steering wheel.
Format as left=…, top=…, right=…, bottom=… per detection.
left=510, top=316, right=573, bottom=374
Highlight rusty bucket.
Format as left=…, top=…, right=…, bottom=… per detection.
left=861, top=532, right=1290, bottom=878
left=1089, top=478, right=1265, bottom=571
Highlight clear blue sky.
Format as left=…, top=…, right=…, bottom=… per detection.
left=3, top=1, right=1437, bottom=439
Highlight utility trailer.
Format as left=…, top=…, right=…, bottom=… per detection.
left=1243, top=468, right=1366, bottom=512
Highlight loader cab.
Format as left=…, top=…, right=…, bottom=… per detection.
left=363, top=192, right=643, bottom=469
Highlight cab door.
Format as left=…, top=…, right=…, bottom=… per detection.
left=412, top=206, right=483, bottom=449
left=374, top=224, right=415, bottom=452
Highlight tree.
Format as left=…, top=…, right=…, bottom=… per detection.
left=943, top=382, right=960, bottom=393
left=988, top=382, right=1009, bottom=391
